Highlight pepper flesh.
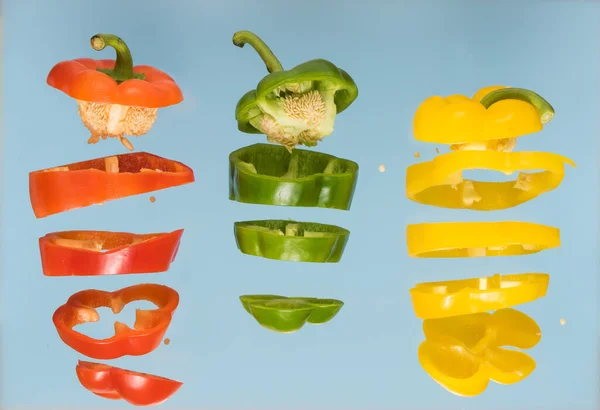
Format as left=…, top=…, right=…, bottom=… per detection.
left=240, top=295, right=344, bottom=333
left=233, top=31, right=358, bottom=151
left=39, top=229, right=183, bottom=276
left=406, top=221, right=560, bottom=258
left=47, top=34, right=183, bottom=150
left=29, top=152, right=195, bottom=218
left=230, top=143, right=358, bottom=210
left=76, top=361, right=183, bottom=406
left=234, top=220, right=350, bottom=262
left=406, top=150, right=575, bottom=210
left=409, top=273, right=549, bottom=319
left=52, top=284, right=179, bottom=359
left=419, top=309, right=541, bottom=397
left=413, top=86, right=553, bottom=149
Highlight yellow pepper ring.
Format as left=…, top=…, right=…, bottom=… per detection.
left=409, top=273, right=550, bottom=319
left=406, top=221, right=560, bottom=258
left=406, top=150, right=575, bottom=211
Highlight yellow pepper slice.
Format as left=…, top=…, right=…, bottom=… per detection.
left=406, top=150, right=575, bottom=210
left=413, top=86, right=554, bottom=146
left=419, top=308, right=540, bottom=397
left=410, top=273, right=549, bottom=319
left=407, top=221, right=560, bottom=258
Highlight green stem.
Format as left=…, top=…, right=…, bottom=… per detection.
left=480, top=88, right=555, bottom=124
left=90, top=34, right=145, bottom=83
left=233, top=30, right=283, bottom=73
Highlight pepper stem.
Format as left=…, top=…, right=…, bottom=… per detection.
left=91, top=34, right=145, bottom=83
left=233, top=31, right=283, bottom=73
left=480, top=88, right=555, bottom=124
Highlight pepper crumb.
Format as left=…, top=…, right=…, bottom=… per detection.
left=150, top=196, right=156, bottom=203
left=164, top=338, right=171, bottom=345
left=414, top=152, right=421, bottom=158
left=560, top=318, right=566, bottom=326
left=378, top=164, right=386, bottom=173
left=435, top=147, right=440, bottom=154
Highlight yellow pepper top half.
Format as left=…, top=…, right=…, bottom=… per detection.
left=413, top=86, right=551, bottom=145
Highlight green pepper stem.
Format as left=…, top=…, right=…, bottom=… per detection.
left=480, top=87, right=555, bottom=124
left=91, top=34, right=144, bottom=82
left=233, top=30, right=283, bottom=73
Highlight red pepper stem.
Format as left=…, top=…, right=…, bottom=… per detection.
left=91, top=34, right=142, bottom=82
left=233, top=31, right=284, bottom=73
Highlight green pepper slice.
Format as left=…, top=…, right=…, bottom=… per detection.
left=234, top=220, right=350, bottom=263
left=229, top=143, right=358, bottom=210
left=240, top=295, right=344, bottom=333
left=233, top=30, right=358, bottom=151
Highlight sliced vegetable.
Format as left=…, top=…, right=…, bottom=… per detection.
left=47, top=33, right=183, bottom=150
left=419, top=309, right=540, bottom=396
left=29, top=152, right=195, bottom=218
left=413, top=86, right=554, bottom=150
left=76, top=361, right=182, bottom=406
left=233, top=30, right=358, bottom=151
left=240, top=295, right=344, bottom=333
left=39, top=229, right=183, bottom=276
left=406, top=221, right=560, bottom=258
left=52, top=284, right=179, bottom=359
left=406, top=150, right=575, bottom=210
left=234, top=220, right=350, bottom=262
left=230, top=143, right=358, bottom=210
left=409, top=273, right=549, bottom=319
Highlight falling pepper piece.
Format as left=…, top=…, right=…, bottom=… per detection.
left=29, top=152, right=195, bottom=218
left=47, top=33, right=183, bottom=150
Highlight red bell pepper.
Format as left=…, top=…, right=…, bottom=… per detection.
left=52, top=284, right=179, bottom=359
left=39, top=229, right=183, bottom=276
left=76, top=360, right=183, bottom=406
left=29, top=152, right=195, bottom=218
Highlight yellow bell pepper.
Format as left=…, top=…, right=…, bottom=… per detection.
left=410, top=273, right=549, bottom=319
left=413, top=86, right=555, bottom=148
left=406, top=150, right=575, bottom=210
left=407, top=221, right=560, bottom=258
left=419, top=308, right=541, bottom=397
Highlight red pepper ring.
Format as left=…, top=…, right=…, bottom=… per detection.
left=76, top=360, right=183, bottom=406
left=39, top=229, right=184, bottom=276
left=29, top=152, right=195, bottom=218
left=52, top=284, right=179, bottom=360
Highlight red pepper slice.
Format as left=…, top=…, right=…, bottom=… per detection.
left=52, top=284, right=179, bottom=359
left=29, top=152, right=195, bottom=218
left=76, top=360, right=183, bottom=406
left=39, top=229, right=183, bottom=276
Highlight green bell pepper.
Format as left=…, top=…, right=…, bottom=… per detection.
left=240, top=295, right=344, bottom=333
left=233, top=30, right=359, bottom=151
left=229, top=143, right=358, bottom=210
left=234, top=220, right=350, bottom=263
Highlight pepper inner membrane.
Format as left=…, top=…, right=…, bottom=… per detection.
left=41, top=153, right=188, bottom=174
left=235, top=145, right=354, bottom=178
left=49, top=231, right=159, bottom=252
left=239, top=220, right=346, bottom=237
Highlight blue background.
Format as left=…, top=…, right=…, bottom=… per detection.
left=1, top=1, right=598, bottom=409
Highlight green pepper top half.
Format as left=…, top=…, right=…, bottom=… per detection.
left=233, top=30, right=359, bottom=152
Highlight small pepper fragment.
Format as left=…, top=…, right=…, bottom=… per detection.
left=39, top=229, right=183, bottom=276
left=233, top=31, right=358, bottom=151
left=47, top=33, right=183, bottom=150
left=405, top=150, right=575, bottom=210
left=413, top=86, right=554, bottom=149
left=76, top=360, right=183, bottom=406
left=234, top=220, right=350, bottom=262
left=240, top=295, right=344, bottom=333
left=410, top=273, right=549, bottom=319
left=52, top=283, right=179, bottom=359
left=29, top=152, right=195, bottom=218
left=406, top=221, right=560, bottom=258
left=419, top=309, right=541, bottom=397
left=230, top=143, right=358, bottom=210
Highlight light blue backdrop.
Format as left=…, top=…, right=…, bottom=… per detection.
left=1, top=1, right=598, bottom=409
